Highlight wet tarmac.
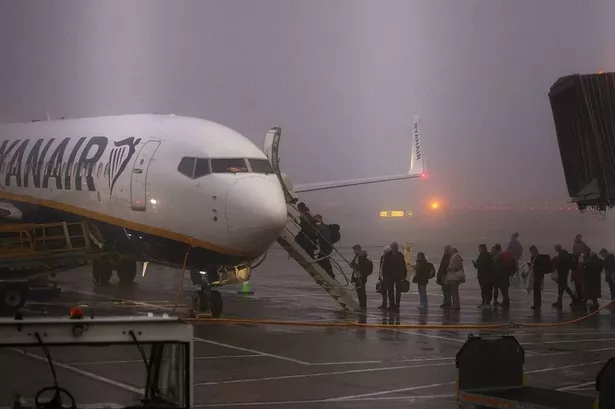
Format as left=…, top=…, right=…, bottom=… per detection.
left=1, top=254, right=614, bottom=408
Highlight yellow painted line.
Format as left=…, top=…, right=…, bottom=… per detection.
left=0, top=189, right=247, bottom=257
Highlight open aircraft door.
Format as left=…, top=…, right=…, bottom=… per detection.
left=131, top=140, right=161, bottom=211
left=263, top=127, right=298, bottom=204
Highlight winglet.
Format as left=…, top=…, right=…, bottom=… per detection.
left=409, top=114, right=426, bottom=176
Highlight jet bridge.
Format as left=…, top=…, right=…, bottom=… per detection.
left=263, top=128, right=360, bottom=312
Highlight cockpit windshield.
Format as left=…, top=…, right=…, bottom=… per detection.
left=248, top=159, right=274, bottom=174
left=210, top=158, right=249, bottom=174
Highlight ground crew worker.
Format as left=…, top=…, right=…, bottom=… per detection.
left=350, top=245, right=372, bottom=310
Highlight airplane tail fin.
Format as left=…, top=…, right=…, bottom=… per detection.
left=409, top=114, right=426, bottom=176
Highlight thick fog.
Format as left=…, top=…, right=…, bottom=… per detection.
left=1, top=0, right=614, bottom=254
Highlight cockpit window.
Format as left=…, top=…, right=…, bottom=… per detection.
left=248, top=159, right=274, bottom=174
left=178, top=157, right=196, bottom=178
left=194, top=158, right=210, bottom=178
left=211, top=158, right=248, bottom=173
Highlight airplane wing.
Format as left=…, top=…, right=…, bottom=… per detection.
left=293, top=115, right=426, bottom=193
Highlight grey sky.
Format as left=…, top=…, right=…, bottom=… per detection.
left=0, top=0, right=613, bottom=211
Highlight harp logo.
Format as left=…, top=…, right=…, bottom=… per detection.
left=108, top=137, right=141, bottom=197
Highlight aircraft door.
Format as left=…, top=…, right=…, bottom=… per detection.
left=130, top=140, right=161, bottom=211
left=263, top=127, right=297, bottom=204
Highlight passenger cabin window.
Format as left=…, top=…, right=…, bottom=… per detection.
left=194, top=158, right=210, bottom=179
left=248, top=159, right=274, bottom=174
left=178, top=157, right=196, bottom=178
left=211, top=158, right=248, bottom=173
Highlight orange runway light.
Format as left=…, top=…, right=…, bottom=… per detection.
left=431, top=201, right=440, bottom=210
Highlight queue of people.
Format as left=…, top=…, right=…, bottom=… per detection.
left=293, top=204, right=615, bottom=312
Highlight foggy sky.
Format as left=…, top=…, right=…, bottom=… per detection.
left=1, top=0, right=614, bottom=212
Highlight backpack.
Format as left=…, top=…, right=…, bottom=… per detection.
left=427, top=262, right=436, bottom=279
left=328, top=224, right=341, bottom=244
left=500, top=251, right=516, bottom=274
left=365, top=258, right=374, bottom=276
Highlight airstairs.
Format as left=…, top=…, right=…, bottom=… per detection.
left=277, top=205, right=359, bottom=311
left=263, top=127, right=360, bottom=311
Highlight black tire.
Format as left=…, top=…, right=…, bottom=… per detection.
left=92, top=260, right=113, bottom=287
left=116, top=260, right=137, bottom=285
left=3, top=285, right=27, bottom=310
left=191, top=291, right=209, bottom=315
left=210, top=290, right=223, bottom=318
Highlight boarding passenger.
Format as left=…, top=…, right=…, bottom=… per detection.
left=491, top=244, right=510, bottom=307
left=313, top=215, right=335, bottom=279
left=436, top=245, right=453, bottom=309
left=413, top=252, right=435, bottom=309
left=350, top=245, right=373, bottom=310
left=552, top=244, right=578, bottom=308
left=599, top=248, right=615, bottom=300
left=446, top=248, right=465, bottom=310
left=474, top=244, right=495, bottom=308
left=507, top=232, right=523, bottom=261
left=571, top=255, right=584, bottom=302
left=572, top=234, right=587, bottom=261
left=529, top=245, right=550, bottom=310
left=294, top=202, right=317, bottom=258
left=382, top=241, right=407, bottom=311
left=378, top=246, right=391, bottom=309
left=581, top=247, right=603, bottom=309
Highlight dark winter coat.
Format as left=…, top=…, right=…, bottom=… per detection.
left=582, top=253, right=604, bottom=299
left=413, top=260, right=435, bottom=285
left=382, top=250, right=407, bottom=281
left=474, top=251, right=496, bottom=283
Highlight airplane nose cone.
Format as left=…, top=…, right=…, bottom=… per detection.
left=225, top=176, right=287, bottom=255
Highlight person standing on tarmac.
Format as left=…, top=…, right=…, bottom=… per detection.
left=491, top=244, right=510, bottom=307
left=507, top=232, right=523, bottom=261
left=529, top=245, right=550, bottom=310
left=581, top=247, right=603, bottom=309
left=313, top=215, right=335, bottom=279
left=599, top=248, right=615, bottom=300
left=350, top=245, right=373, bottom=310
left=474, top=244, right=496, bottom=308
left=382, top=241, right=407, bottom=311
left=552, top=244, right=578, bottom=308
left=437, top=245, right=453, bottom=309
left=378, top=246, right=391, bottom=309
left=413, top=252, right=435, bottom=309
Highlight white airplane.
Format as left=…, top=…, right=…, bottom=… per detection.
left=0, top=113, right=425, bottom=315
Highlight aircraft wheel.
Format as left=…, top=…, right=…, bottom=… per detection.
left=210, top=290, right=223, bottom=318
left=92, top=260, right=113, bottom=287
left=2, top=284, right=28, bottom=311
left=116, top=260, right=137, bottom=285
left=191, top=291, right=209, bottom=315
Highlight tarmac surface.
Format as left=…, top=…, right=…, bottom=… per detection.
left=1, top=253, right=614, bottom=408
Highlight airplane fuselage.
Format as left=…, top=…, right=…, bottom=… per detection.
left=0, top=114, right=288, bottom=272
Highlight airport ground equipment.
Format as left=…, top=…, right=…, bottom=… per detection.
left=0, top=313, right=193, bottom=409
left=0, top=221, right=116, bottom=313
left=455, top=334, right=605, bottom=409
left=549, top=72, right=615, bottom=212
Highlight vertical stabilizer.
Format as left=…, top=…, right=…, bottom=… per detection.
left=409, top=114, right=426, bottom=176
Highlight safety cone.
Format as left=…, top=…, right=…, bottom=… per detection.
left=237, top=280, right=254, bottom=295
